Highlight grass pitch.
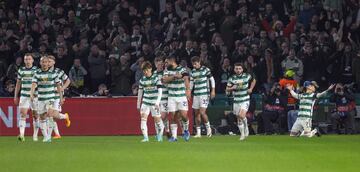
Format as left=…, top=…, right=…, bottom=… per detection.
left=1, top=135, right=359, bottom=172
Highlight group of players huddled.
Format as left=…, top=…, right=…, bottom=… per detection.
left=137, top=54, right=337, bottom=142
left=14, top=53, right=71, bottom=142
left=136, top=55, right=257, bottom=142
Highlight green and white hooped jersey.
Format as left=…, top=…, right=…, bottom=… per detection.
left=139, top=74, right=162, bottom=106
left=17, top=66, right=38, bottom=97
left=51, top=67, right=69, bottom=99
left=191, top=66, right=212, bottom=96
left=32, top=69, right=60, bottom=101
left=227, top=73, right=252, bottom=104
left=153, top=70, right=168, bottom=101
left=164, top=66, right=188, bottom=98
left=297, top=93, right=317, bottom=119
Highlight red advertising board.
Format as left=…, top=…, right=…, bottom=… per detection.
left=0, top=98, right=193, bottom=136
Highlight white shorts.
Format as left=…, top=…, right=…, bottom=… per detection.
left=233, top=101, right=250, bottom=115
left=37, top=100, right=56, bottom=114
left=140, top=104, right=161, bottom=117
left=168, top=97, right=188, bottom=112
left=19, top=97, right=38, bottom=111
left=160, top=100, right=168, bottom=113
left=192, top=95, right=209, bottom=109
left=291, top=118, right=312, bottom=133
left=54, top=99, right=62, bottom=112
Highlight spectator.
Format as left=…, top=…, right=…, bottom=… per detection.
left=88, top=44, right=107, bottom=91
left=257, top=83, right=287, bottom=134
left=69, top=58, right=87, bottom=95
left=216, top=58, right=232, bottom=93
left=6, top=56, right=22, bottom=82
left=130, top=56, right=144, bottom=85
left=279, top=70, right=299, bottom=132
left=55, top=45, right=73, bottom=73
left=109, top=54, right=131, bottom=96
left=298, top=1, right=316, bottom=29
left=177, top=40, right=198, bottom=65
left=330, top=83, right=356, bottom=134
left=0, top=0, right=357, bottom=97
left=0, top=79, right=15, bottom=97
left=353, top=51, right=360, bottom=92
left=281, top=49, right=303, bottom=83
left=92, top=83, right=111, bottom=97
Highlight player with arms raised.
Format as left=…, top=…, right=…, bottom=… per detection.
left=286, top=81, right=335, bottom=137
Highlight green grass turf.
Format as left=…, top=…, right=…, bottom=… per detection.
left=1, top=135, right=359, bottom=172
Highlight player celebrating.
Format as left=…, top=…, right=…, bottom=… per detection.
left=30, top=56, right=70, bottom=142
left=226, top=63, right=256, bottom=141
left=163, top=56, right=191, bottom=142
left=137, top=61, right=164, bottom=142
left=153, top=57, right=171, bottom=138
left=14, top=53, right=39, bottom=142
left=286, top=81, right=335, bottom=137
left=47, top=55, right=71, bottom=139
left=190, top=56, right=215, bottom=138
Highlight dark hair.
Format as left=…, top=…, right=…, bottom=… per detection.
left=154, top=56, right=164, bottom=63
left=234, top=62, right=244, bottom=67
left=191, top=56, right=201, bottom=63
left=165, top=55, right=176, bottom=61
left=24, top=53, right=33, bottom=58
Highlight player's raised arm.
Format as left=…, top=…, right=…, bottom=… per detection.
left=316, top=84, right=335, bottom=98
left=286, top=84, right=299, bottom=99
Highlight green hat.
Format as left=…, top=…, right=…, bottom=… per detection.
left=284, top=70, right=295, bottom=78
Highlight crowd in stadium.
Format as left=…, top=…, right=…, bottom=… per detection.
left=0, top=0, right=359, bottom=97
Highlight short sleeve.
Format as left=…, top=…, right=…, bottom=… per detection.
left=139, top=80, right=144, bottom=89
left=155, top=76, right=162, bottom=87
left=32, top=73, right=38, bottom=83
left=227, top=76, right=233, bottom=87
left=205, top=68, right=212, bottom=78
left=55, top=74, right=61, bottom=83
left=17, top=68, right=22, bottom=80
left=180, top=67, right=188, bottom=75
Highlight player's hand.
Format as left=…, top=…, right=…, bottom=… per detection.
left=154, top=103, right=160, bottom=111
left=231, top=85, right=238, bottom=90
left=247, top=89, right=253, bottom=94
left=30, top=94, right=34, bottom=101
left=137, top=104, right=141, bottom=111
left=14, top=97, right=18, bottom=105
left=186, top=89, right=191, bottom=100
left=60, top=99, right=65, bottom=105
left=210, top=90, right=216, bottom=99
left=286, top=84, right=293, bottom=90
left=174, top=73, right=183, bottom=79
left=327, top=84, right=335, bottom=91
